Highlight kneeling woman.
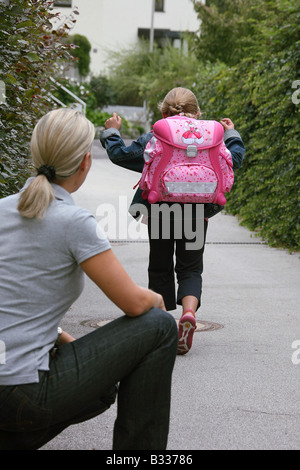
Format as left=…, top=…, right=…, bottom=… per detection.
left=0, top=108, right=178, bottom=450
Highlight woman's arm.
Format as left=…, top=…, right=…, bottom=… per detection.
left=81, top=249, right=165, bottom=316
left=57, top=330, right=76, bottom=345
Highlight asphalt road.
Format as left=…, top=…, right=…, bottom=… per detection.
left=41, top=139, right=300, bottom=451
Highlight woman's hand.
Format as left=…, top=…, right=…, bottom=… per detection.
left=153, top=292, right=166, bottom=311
left=105, top=112, right=122, bottom=130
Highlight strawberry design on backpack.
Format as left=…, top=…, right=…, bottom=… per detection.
left=139, top=116, right=234, bottom=205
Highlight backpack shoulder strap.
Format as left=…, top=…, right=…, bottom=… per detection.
left=146, top=118, right=175, bottom=203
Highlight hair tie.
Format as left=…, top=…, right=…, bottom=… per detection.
left=37, top=165, right=56, bottom=182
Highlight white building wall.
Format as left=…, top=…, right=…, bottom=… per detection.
left=52, top=0, right=200, bottom=77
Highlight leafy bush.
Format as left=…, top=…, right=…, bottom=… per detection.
left=0, top=0, right=77, bottom=197
left=86, top=109, right=111, bottom=127
left=89, top=75, right=117, bottom=109
left=139, top=43, right=200, bottom=122
left=52, top=78, right=98, bottom=110
left=108, top=41, right=200, bottom=120
left=107, top=41, right=155, bottom=107
left=67, top=34, right=91, bottom=78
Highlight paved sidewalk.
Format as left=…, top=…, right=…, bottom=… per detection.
left=42, top=141, right=300, bottom=450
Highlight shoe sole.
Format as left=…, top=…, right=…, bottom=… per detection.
left=177, top=315, right=196, bottom=355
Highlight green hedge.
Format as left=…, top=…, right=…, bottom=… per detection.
left=191, top=0, right=300, bottom=251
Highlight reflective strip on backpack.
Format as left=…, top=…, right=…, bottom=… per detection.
left=164, top=181, right=217, bottom=195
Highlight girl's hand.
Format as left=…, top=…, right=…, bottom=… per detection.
left=220, top=118, right=234, bottom=130
left=105, top=112, right=122, bottom=130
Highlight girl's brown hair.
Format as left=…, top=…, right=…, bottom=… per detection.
left=158, top=87, right=201, bottom=118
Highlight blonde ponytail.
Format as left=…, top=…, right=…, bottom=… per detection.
left=18, top=176, right=55, bottom=220
left=18, top=108, right=95, bottom=219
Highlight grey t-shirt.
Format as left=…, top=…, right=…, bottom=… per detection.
left=0, top=179, right=111, bottom=385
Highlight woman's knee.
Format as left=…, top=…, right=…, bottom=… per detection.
left=145, top=308, right=178, bottom=342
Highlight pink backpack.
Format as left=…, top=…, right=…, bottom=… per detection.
left=139, top=116, right=234, bottom=205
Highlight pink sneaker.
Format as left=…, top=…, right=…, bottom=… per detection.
left=177, top=311, right=196, bottom=355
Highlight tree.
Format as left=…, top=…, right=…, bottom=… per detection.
left=191, top=0, right=262, bottom=66
left=0, top=0, right=78, bottom=197
left=108, top=41, right=200, bottom=120
left=107, top=42, right=153, bottom=107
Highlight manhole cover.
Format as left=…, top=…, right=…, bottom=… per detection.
left=80, top=319, right=112, bottom=329
left=81, top=319, right=223, bottom=332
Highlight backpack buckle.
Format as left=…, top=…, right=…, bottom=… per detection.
left=186, top=145, right=198, bottom=157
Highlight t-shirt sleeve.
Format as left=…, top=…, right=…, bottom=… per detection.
left=66, top=208, right=111, bottom=264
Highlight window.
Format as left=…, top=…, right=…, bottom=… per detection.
left=155, top=0, right=164, bottom=12
left=138, top=28, right=183, bottom=50
left=53, top=0, right=72, bottom=7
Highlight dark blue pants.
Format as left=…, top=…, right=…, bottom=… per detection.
left=0, top=308, right=178, bottom=450
left=148, top=205, right=208, bottom=311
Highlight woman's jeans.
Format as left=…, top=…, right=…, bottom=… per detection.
left=0, top=308, right=178, bottom=450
